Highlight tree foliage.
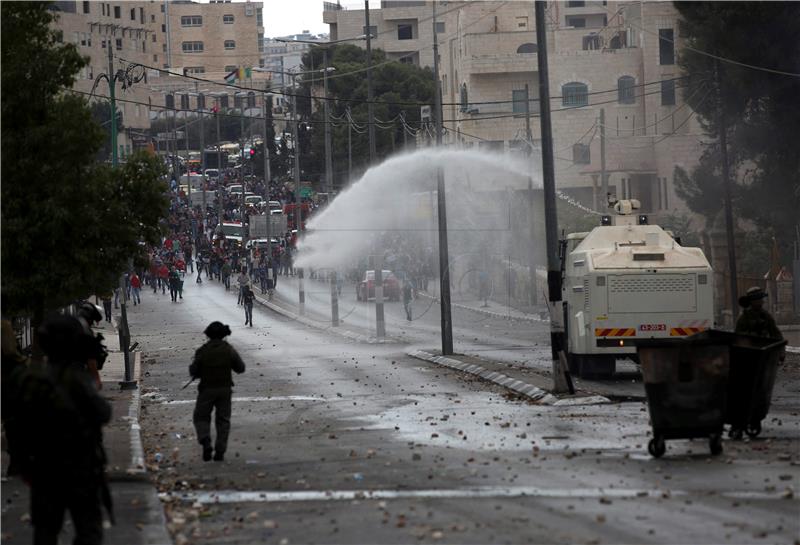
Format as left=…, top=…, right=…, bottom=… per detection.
left=296, top=44, right=436, bottom=190
left=674, top=2, right=800, bottom=265
left=90, top=101, right=124, bottom=162
left=1, top=2, right=168, bottom=321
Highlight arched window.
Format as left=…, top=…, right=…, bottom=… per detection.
left=617, top=76, right=635, bottom=104
left=459, top=83, right=468, bottom=112
left=516, top=43, right=537, bottom=54
left=247, top=91, right=256, bottom=108
left=165, top=93, right=175, bottom=109
left=562, top=82, right=588, bottom=107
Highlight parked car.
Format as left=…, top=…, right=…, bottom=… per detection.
left=245, top=195, right=263, bottom=205
left=204, top=169, right=220, bottom=180
left=226, top=184, right=243, bottom=195
left=357, top=270, right=400, bottom=302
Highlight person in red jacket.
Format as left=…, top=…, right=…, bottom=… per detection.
left=158, top=263, right=169, bottom=294
left=130, top=272, right=142, bottom=305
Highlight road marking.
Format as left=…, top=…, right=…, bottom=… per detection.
left=160, top=395, right=326, bottom=405
left=160, top=486, right=795, bottom=505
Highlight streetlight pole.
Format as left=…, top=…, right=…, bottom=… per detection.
left=262, top=91, right=272, bottom=256
left=433, top=0, right=453, bottom=355
left=291, top=71, right=305, bottom=315
left=535, top=0, right=571, bottom=393
left=108, top=46, right=118, bottom=167
left=322, top=48, right=339, bottom=326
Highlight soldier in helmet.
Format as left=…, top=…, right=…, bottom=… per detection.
left=189, top=322, right=245, bottom=461
left=76, top=301, right=108, bottom=390
left=735, top=286, right=784, bottom=341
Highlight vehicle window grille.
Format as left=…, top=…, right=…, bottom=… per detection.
left=609, top=276, right=694, bottom=293
left=583, top=279, right=590, bottom=309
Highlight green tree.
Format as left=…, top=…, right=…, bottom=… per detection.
left=296, top=44, right=435, bottom=191
left=1, top=3, right=168, bottom=335
left=674, top=2, right=800, bottom=267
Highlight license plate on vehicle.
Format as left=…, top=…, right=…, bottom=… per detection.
left=639, top=324, right=666, bottom=331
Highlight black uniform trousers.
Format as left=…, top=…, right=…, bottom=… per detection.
left=31, top=474, right=103, bottom=545
left=193, top=387, right=233, bottom=454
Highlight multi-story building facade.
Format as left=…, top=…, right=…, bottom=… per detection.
left=324, top=1, right=439, bottom=68
left=324, top=0, right=708, bottom=219
left=50, top=0, right=166, bottom=159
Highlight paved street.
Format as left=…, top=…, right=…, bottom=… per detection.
left=131, top=275, right=799, bottom=544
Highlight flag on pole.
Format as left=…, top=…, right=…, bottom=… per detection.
left=225, top=69, right=237, bottom=84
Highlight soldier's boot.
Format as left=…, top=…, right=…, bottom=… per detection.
left=201, top=438, right=213, bottom=462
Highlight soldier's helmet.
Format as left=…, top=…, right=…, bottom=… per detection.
left=738, top=286, right=767, bottom=307
left=39, top=314, right=87, bottom=363
left=77, top=301, right=103, bottom=325
left=204, top=321, right=231, bottom=339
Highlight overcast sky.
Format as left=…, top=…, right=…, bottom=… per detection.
left=264, top=0, right=341, bottom=38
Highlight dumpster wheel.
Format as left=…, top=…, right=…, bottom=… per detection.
left=709, top=433, right=723, bottom=456
left=647, top=436, right=666, bottom=458
left=745, top=421, right=761, bottom=438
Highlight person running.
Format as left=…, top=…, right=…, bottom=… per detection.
left=130, top=271, right=142, bottom=305
left=189, top=322, right=245, bottom=462
left=221, top=260, right=232, bottom=291
left=402, top=280, right=414, bottom=321
left=168, top=266, right=181, bottom=302
left=237, top=269, right=250, bottom=306
left=243, top=286, right=254, bottom=327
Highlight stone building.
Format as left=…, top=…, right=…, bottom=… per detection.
left=324, top=1, right=709, bottom=220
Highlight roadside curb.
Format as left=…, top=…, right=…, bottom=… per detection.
left=416, top=291, right=549, bottom=324
left=408, top=349, right=611, bottom=406
left=252, top=292, right=399, bottom=345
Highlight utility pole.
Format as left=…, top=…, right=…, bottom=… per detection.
left=433, top=0, right=453, bottom=355
left=262, top=91, right=271, bottom=256
left=347, top=106, right=352, bottom=181
left=364, top=0, right=376, bottom=162
left=535, top=0, right=572, bottom=393
left=364, top=1, right=384, bottom=339
left=108, top=46, right=118, bottom=166
left=524, top=84, right=536, bottom=308
left=291, top=71, right=305, bottom=315
left=216, top=96, right=222, bottom=235
left=198, top=84, right=207, bottom=232
left=322, top=48, right=339, bottom=327
left=600, top=107, right=607, bottom=209
left=716, top=59, right=738, bottom=321
left=239, top=100, right=247, bottom=254
left=184, top=97, right=191, bottom=205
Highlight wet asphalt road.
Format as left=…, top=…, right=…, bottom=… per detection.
left=131, top=276, right=800, bottom=545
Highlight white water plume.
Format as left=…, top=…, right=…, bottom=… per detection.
left=296, top=149, right=540, bottom=269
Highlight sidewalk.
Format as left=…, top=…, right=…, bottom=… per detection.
left=416, top=289, right=550, bottom=324
left=1, top=317, right=171, bottom=545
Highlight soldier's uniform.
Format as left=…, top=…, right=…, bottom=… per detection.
left=735, top=306, right=783, bottom=339
left=190, top=322, right=245, bottom=461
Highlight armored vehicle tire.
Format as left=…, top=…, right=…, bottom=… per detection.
left=745, top=421, right=762, bottom=438
left=709, top=433, right=723, bottom=456
left=648, top=436, right=666, bottom=458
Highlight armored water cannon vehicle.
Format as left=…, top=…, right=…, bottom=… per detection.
left=560, top=198, right=714, bottom=378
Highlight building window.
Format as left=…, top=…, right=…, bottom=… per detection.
left=234, top=94, right=243, bottom=109
left=139, top=7, right=144, bottom=23
left=659, top=29, right=675, bottom=65
left=247, top=92, right=256, bottom=108
left=573, top=143, right=590, bottom=164
left=257, top=7, right=262, bottom=26
left=150, top=14, right=155, bottom=22
left=165, top=94, right=175, bottom=109
left=362, top=25, right=377, bottom=38
left=152, top=34, right=156, bottom=43
left=397, top=24, right=413, bottom=40
left=130, top=8, right=135, bottom=20
left=153, top=54, right=158, bottom=62
left=115, top=38, right=123, bottom=51
left=219, top=95, right=229, bottom=109
left=181, top=15, right=202, bottom=27
left=609, top=31, right=627, bottom=49
left=258, top=33, right=264, bottom=53
left=617, top=76, right=635, bottom=104
left=516, top=16, right=528, bottom=29
left=113, top=5, right=120, bottom=18
left=582, top=34, right=601, bottom=50
left=399, top=55, right=413, bottom=65
left=161, top=24, right=166, bottom=33
left=512, top=89, right=528, bottom=114
left=182, top=41, right=204, bottom=53
left=661, top=80, right=676, bottom=105
left=180, top=94, right=189, bottom=110
left=459, top=83, right=468, bottom=112
left=101, top=3, right=106, bottom=16
left=184, top=66, right=205, bottom=75
left=197, top=94, right=205, bottom=110
left=562, top=82, right=588, bottom=107
left=82, top=1, right=90, bottom=14
left=225, top=65, right=237, bottom=73
left=517, top=43, right=537, bottom=54
left=566, top=16, right=586, bottom=28
left=162, top=43, right=167, bottom=52
left=223, top=14, right=235, bottom=24
left=224, top=40, right=236, bottom=50
left=567, top=0, right=585, bottom=6
left=435, top=22, right=445, bottom=34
